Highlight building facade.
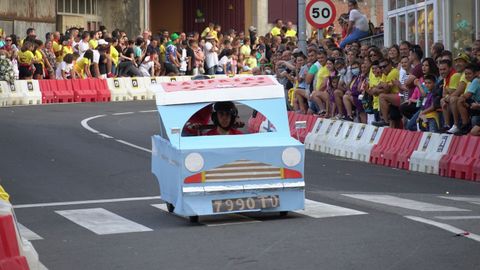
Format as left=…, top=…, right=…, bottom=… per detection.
left=384, top=0, right=480, bottom=56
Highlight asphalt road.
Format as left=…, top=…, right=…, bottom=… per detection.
left=1, top=101, right=479, bottom=270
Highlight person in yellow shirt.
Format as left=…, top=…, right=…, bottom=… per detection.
left=270, top=19, right=283, bottom=36
left=17, top=41, right=35, bottom=79
left=74, top=50, right=93, bottom=78
left=109, top=38, right=119, bottom=75
left=445, top=53, right=470, bottom=133
left=366, top=60, right=384, bottom=121
left=52, top=31, right=63, bottom=63
left=372, top=59, right=401, bottom=127
left=239, top=38, right=251, bottom=59
left=244, top=49, right=257, bottom=70
left=201, top=22, right=215, bottom=38
left=285, top=21, right=297, bottom=38
left=33, top=40, right=46, bottom=79
left=89, top=30, right=101, bottom=50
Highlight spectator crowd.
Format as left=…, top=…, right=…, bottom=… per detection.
left=0, top=0, right=478, bottom=136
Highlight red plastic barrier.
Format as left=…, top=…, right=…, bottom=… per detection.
left=92, top=79, right=111, bottom=102
left=54, top=80, right=74, bottom=103
left=447, top=135, right=480, bottom=180
left=38, top=80, right=56, bottom=104
left=391, top=131, right=422, bottom=170
left=439, top=136, right=469, bottom=177
left=472, top=158, right=480, bottom=182
left=370, top=128, right=399, bottom=165
left=72, top=79, right=97, bottom=102
left=0, top=215, right=29, bottom=270
left=297, top=114, right=317, bottom=143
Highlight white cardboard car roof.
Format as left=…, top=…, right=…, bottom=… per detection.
left=153, top=75, right=285, bottom=105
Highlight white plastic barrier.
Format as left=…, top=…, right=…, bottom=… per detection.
left=409, top=133, right=453, bottom=174
left=14, top=80, right=42, bottom=105
left=0, top=199, right=42, bottom=270
left=0, top=81, right=11, bottom=107
left=124, top=77, right=147, bottom=101
left=315, top=120, right=342, bottom=153
left=305, top=118, right=327, bottom=150
left=350, top=125, right=385, bottom=162
left=330, top=122, right=360, bottom=157
left=107, top=78, right=130, bottom=102
left=324, top=121, right=349, bottom=155
left=312, top=119, right=334, bottom=152
left=4, top=80, right=23, bottom=105
left=340, top=123, right=367, bottom=159
left=143, top=77, right=158, bottom=100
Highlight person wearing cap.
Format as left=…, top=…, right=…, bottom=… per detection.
left=204, top=34, right=218, bottom=75
left=339, top=0, right=369, bottom=49
left=165, top=33, right=181, bottom=75
left=445, top=53, right=472, bottom=133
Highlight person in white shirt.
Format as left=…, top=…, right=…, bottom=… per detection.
left=55, top=53, right=75, bottom=79
left=77, top=32, right=90, bottom=58
left=217, top=49, right=233, bottom=75
left=204, top=34, right=218, bottom=75
left=139, top=51, right=157, bottom=77
left=340, top=0, right=370, bottom=48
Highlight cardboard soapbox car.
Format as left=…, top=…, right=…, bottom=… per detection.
left=151, top=76, right=305, bottom=222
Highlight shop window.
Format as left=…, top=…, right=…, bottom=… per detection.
left=452, top=0, right=476, bottom=55
left=407, top=12, right=415, bottom=43
left=417, top=8, right=426, bottom=51
left=389, top=17, right=397, bottom=45
left=399, top=14, right=406, bottom=42
left=426, top=4, right=434, bottom=52
left=389, top=0, right=396, bottom=10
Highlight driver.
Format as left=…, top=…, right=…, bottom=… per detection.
left=206, top=101, right=243, bottom=135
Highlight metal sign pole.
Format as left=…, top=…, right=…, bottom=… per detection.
left=298, top=0, right=307, bottom=55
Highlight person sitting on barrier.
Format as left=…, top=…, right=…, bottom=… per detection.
left=372, top=58, right=401, bottom=127
left=206, top=101, right=243, bottom=135
left=416, top=74, right=441, bottom=132
left=343, top=60, right=368, bottom=123
left=457, top=64, right=480, bottom=135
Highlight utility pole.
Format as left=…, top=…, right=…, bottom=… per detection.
left=298, top=0, right=307, bottom=54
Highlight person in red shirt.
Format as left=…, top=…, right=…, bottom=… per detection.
left=206, top=101, right=243, bottom=135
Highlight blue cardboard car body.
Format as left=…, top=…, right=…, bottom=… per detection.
left=151, top=76, right=305, bottom=219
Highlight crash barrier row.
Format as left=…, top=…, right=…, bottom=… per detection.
left=0, top=187, right=42, bottom=270
left=294, top=111, right=478, bottom=182
left=0, top=75, right=241, bottom=107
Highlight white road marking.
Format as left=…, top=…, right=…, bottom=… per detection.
left=98, top=133, right=113, bottom=139
left=115, top=139, right=151, bottom=153
left=112, top=112, right=134, bottom=116
left=343, top=194, right=470, bottom=212
left=405, top=216, right=480, bottom=242
left=17, top=223, right=43, bottom=240
left=81, top=113, right=152, bottom=153
left=56, top=208, right=152, bottom=235
left=435, top=216, right=480, bottom=220
left=138, top=110, right=157, bottom=113
left=295, top=199, right=367, bottom=218
left=14, top=196, right=161, bottom=209
left=80, top=114, right=105, bottom=134
left=439, top=196, right=480, bottom=205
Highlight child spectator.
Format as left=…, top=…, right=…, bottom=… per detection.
left=55, top=53, right=75, bottom=79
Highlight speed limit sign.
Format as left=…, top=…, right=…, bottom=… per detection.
left=305, top=0, right=336, bottom=29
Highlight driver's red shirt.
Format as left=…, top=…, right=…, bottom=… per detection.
left=206, top=128, right=243, bottom=135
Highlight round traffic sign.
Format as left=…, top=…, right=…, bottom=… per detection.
left=305, top=0, right=337, bottom=29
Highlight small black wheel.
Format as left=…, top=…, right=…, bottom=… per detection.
left=166, top=202, right=174, bottom=213
left=189, top=216, right=199, bottom=223
left=279, top=211, right=289, bottom=217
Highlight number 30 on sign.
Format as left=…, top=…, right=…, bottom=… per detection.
left=305, top=0, right=337, bottom=29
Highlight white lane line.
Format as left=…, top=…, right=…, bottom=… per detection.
left=343, top=194, right=470, bottom=212
left=112, top=112, right=134, bottom=116
left=115, top=139, right=151, bottom=153
left=435, top=216, right=480, bottom=220
left=99, top=133, right=113, bottom=139
left=56, top=208, right=152, bottom=235
left=439, top=196, right=480, bottom=205
left=405, top=216, right=480, bottom=242
left=151, top=204, right=261, bottom=226
left=17, top=223, right=43, bottom=240
left=295, top=199, right=367, bottom=218
left=80, top=114, right=106, bottom=134
left=138, top=110, right=157, bottom=113
left=14, top=196, right=161, bottom=209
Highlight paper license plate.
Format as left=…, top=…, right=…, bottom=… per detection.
left=212, top=195, right=280, bottom=213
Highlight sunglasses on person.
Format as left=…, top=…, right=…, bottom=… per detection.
left=5, top=39, right=12, bottom=42
left=379, top=64, right=389, bottom=69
